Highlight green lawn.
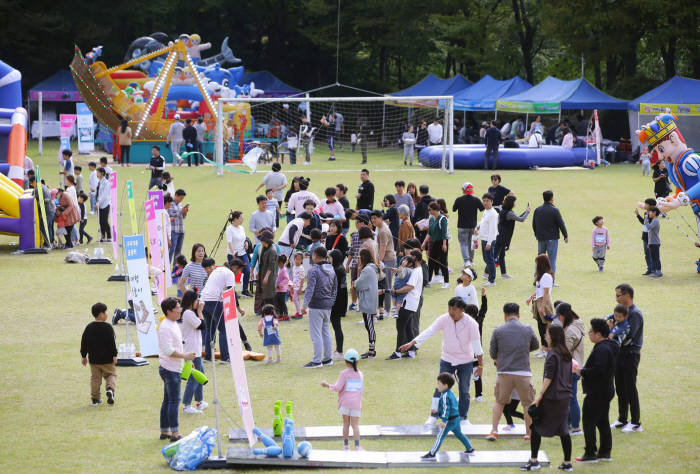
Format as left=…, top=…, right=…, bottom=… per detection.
left=1, top=139, right=699, bottom=473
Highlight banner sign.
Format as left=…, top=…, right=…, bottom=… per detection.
left=126, top=180, right=138, bottom=234
left=145, top=199, right=165, bottom=302
left=124, top=234, right=159, bottom=356
left=639, top=103, right=700, bottom=116
left=109, top=171, right=118, bottom=260
left=58, top=114, right=77, bottom=163
left=76, top=103, right=95, bottom=153
left=497, top=100, right=561, bottom=113
left=223, top=288, right=256, bottom=446
left=148, top=190, right=172, bottom=287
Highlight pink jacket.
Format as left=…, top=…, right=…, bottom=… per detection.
left=415, top=313, right=483, bottom=365
left=591, top=226, right=610, bottom=248
left=276, top=266, right=290, bottom=292
left=330, top=368, right=364, bottom=411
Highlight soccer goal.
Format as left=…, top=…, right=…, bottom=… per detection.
left=214, top=95, right=455, bottom=174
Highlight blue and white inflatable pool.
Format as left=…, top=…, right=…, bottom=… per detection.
left=419, top=144, right=592, bottom=169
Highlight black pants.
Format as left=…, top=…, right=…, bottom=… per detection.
left=474, top=377, right=482, bottom=397
left=64, top=224, right=75, bottom=248
left=504, top=399, right=523, bottom=425
left=495, top=242, right=507, bottom=274
left=428, top=240, right=449, bottom=283
left=120, top=145, right=130, bottom=164
left=274, top=292, right=288, bottom=317
left=395, top=306, right=415, bottom=351
left=330, top=311, right=344, bottom=353
left=362, top=313, right=376, bottom=350
left=531, top=429, right=571, bottom=462
left=187, top=150, right=201, bottom=166
left=411, top=295, right=423, bottom=340
left=484, top=145, right=498, bottom=169
left=79, top=219, right=92, bottom=243
left=615, top=351, right=641, bottom=425
left=648, top=243, right=661, bottom=273
left=536, top=317, right=549, bottom=348
left=98, top=206, right=111, bottom=239
left=582, top=395, right=613, bottom=456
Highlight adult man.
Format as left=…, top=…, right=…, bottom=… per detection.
left=320, top=113, right=336, bottom=161
left=299, top=116, right=314, bottom=165
left=249, top=196, right=277, bottom=243
left=427, top=117, right=443, bottom=146
left=195, top=117, right=207, bottom=156
left=182, top=119, right=199, bottom=166
left=400, top=298, right=483, bottom=422
left=394, top=180, right=415, bottom=217
left=487, top=174, right=511, bottom=209
left=168, top=189, right=189, bottom=262
left=148, top=146, right=165, bottom=190
left=532, top=190, right=568, bottom=279
left=453, top=182, right=484, bottom=264
left=476, top=193, right=498, bottom=286
left=301, top=246, right=338, bottom=368
left=167, top=114, right=185, bottom=165
left=277, top=212, right=312, bottom=258
left=611, top=284, right=644, bottom=433
left=255, top=162, right=288, bottom=208
left=487, top=302, right=539, bottom=440
left=94, top=167, right=111, bottom=242
left=287, top=178, right=319, bottom=216
left=356, top=169, right=375, bottom=210
left=484, top=121, right=501, bottom=170
left=574, top=318, right=619, bottom=463
left=334, top=111, right=344, bottom=149
left=371, top=210, right=396, bottom=315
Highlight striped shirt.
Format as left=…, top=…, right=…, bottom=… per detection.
left=348, top=231, right=361, bottom=268
left=181, top=262, right=208, bottom=294
left=168, top=201, right=186, bottom=233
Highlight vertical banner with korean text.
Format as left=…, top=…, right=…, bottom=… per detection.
left=126, top=180, right=138, bottom=234
left=76, top=103, right=95, bottom=153
left=124, top=235, right=158, bottom=356
left=144, top=199, right=165, bottom=302
left=109, top=171, right=118, bottom=259
left=223, top=288, right=256, bottom=446
left=148, top=190, right=172, bottom=287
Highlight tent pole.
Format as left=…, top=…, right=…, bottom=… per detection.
left=38, top=92, right=43, bottom=156
left=525, top=112, right=529, bottom=132
left=494, top=109, right=497, bottom=120
left=558, top=109, right=561, bottom=123
left=381, top=103, right=386, bottom=148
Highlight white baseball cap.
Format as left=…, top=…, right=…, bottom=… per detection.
left=174, top=114, right=181, bottom=119
left=461, top=266, right=475, bottom=279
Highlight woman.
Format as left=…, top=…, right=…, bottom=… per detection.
left=325, top=219, right=348, bottom=256
left=397, top=204, right=415, bottom=253
left=329, top=249, right=347, bottom=360
left=118, top=119, right=132, bottom=166
left=415, top=121, right=428, bottom=152
left=226, top=211, right=251, bottom=297
left=354, top=248, right=379, bottom=359
left=55, top=188, right=80, bottom=248
left=522, top=324, right=573, bottom=471
left=422, top=201, right=450, bottom=289
left=529, top=115, right=543, bottom=136
left=493, top=195, right=530, bottom=279
left=406, top=182, right=419, bottom=207
left=283, top=177, right=301, bottom=224
left=162, top=172, right=175, bottom=197
left=257, top=229, right=278, bottom=307
left=178, top=244, right=208, bottom=296
left=561, top=128, right=574, bottom=149
left=526, top=254, right=554, bottom=358
left=556, top=302, right=586, bottom=436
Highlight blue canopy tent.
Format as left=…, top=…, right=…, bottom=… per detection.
left=453, top=75, right=532, bottom=111
left=237, top=71, right=301, bottom=98
left=628, top=75, right=700, bottom=152
left=391, top=73, right=472, bottom=97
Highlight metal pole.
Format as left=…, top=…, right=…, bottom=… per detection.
left=38, top=92, right=43, bottom=156
left=448, top=98, right=454, bottom=174
left=305, top=93, right=311, bottom=122
left=215, top=99, right=224, bottom=177
left=209, top=337, right=223, bottom=458
left=381, top=103, right=385, bottom=148
left=525, top=112, right=529, bottom=132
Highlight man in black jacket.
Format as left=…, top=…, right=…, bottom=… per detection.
left=356, top=169, right=374, bottom=210
left=532, top=190, right=568, bottom=279
left=575, top=318, right=619, bottom=463
left=182, top=119, right=199, bottom=166
left=483, top=121, right=501, bottom=170
left=452, top=182, right=484, bottom=264
left=412, top=184, right=432, bottom=243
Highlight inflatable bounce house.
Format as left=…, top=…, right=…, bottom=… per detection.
left=70, top=33, right=261, bottom=151
left=0, top=60, right=40, bottom=250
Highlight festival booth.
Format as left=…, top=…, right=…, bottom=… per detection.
left=237, top=71, right=300, bottom=98
left=628, top=75, right=700, bottom=153
left=28, top=70, right=82, bottom=139
left=453, top=75, right=532, bottom=111
left=389, top=73, right=472, bottom=108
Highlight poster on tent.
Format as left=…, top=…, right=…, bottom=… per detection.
left=144, top=199, right=165, bottom=302
left=58, top=114, right=76, bottom=164
left=109, top=171, right=118, bottom=260
left=148, top=190, right=172, bottom=287
left=75, top=103, right=94, bottom=153
left=223, top=288, right=256, bottom=446
left=123, top=234, right=159, bottom=356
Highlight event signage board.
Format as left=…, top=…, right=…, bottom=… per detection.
left=223, top=288, right=256, bottom=446
left=109, top=171, right=118, bottom=260
left=58, top=114, right=76, bottom=163
left=126, top=180, right=138, bottom=234
left=497, top=101, right=561, bottom=113
left=144, top=199, right=165, bottom=302
left=123, top=234, right=159, bottom=356
left=639, top=103, right=700, bottom=116
left=147, top=190, right=171, bottom=287
left=75, top=103, right=95, bottom=153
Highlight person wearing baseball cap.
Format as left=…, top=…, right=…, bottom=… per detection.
left=452, top=182, right=484, bottom=265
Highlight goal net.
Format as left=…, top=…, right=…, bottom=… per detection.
left=214, top=96, right=454, bottom=173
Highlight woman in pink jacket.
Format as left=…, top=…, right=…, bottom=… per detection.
left=55, top=188, right=81, bottom=248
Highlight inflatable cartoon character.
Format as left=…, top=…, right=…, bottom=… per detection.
left=638, top=113, right=700, bottom=236
left=186, top=34, right=212, bottom=61
left=84, top=46, right=103, bottom=65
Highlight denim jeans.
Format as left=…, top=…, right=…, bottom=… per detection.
left=170, top=231, right=185, bottom=263
left=537, top=239, right=559, bottom=274
left=382, top=260, right=394, bottom=312
left=570, top=372, right=581, bottom=429
left=482, top=240, right=495, bottom=283
left=202, top=301, right=229, bottom=361
left=182, top=356, right=205, bottom=406
left=432, top=359, right=473, bottom=418
left=457, top=227, right=475, bottom=263
left=159, top=366, right=181, bottom=432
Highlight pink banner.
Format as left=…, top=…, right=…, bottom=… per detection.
left=59, top=114, right=77, bottom=138
left=223, top=288, right=256, bottom=446
left=144, top=199, right=165, bottom=302
left=109, top=171, right=118, bottom=260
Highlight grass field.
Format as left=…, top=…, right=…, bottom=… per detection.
left=1, top=140, right=699, bottom=473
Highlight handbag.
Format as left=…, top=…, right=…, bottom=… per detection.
left=330, top=233, right=342, bottom=250
left=528, top=403, right=543, bottom=422
left=532, top=295, right=555, bottom=323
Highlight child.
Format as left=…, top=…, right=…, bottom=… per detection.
left=502, top=390, right=523, bottom=429
left=640, top=146, right=651, bottom=176
left=266, top=188, right=281, bottom=228
left=100, top=156, right=113, bottom=177
left=172, top=254, right=188, bottom=296
left=591, top=216, right=610, bottom=271
left=464, top=289, right=487, bottom=402
left=350, top=132, right=357, bottom=153
left=290, top=252, right=306, bottom=319
left=646, top=206, right=662, bottom=277
left=180, top=290, right=208, bottom=413
left=77, top=193, right=93, bottom=245
left=80, top=302, right=118, bottom=406
left=321, top=349, right=364, bottom=450
left=402, top=125, right=416, bottom=166
left=606, top=304, right=630, bottom=346
left=635, top=198, right=656, bottom=275
left=54, top=209, right=67, bottom=248
left=74, top=165, right=84, bottom=194
left=455, top=267, right=478, bottom=306
left=392, top=257, right=412, bottom=316
left=421, top=373, right=474, bottom=459
left=287, top=126, right=298, bottom=165
left=275, top=255, right=290, bottom=321
left=88, top=161, right=98, bottom=213
left=308, top=228, right=323, bottom=255
left=162, top=171, right=175, bottom=197
left=257, top=304, right=281, bottom=363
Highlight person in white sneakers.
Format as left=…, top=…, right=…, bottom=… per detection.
left=167, top=114, right=185, bottom=166
left=476, top=193, right=498, bottom=286
left=399, top=297, right=483, bottom=424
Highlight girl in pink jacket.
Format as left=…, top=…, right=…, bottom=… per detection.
left=321, top=349, right=364, bottom=450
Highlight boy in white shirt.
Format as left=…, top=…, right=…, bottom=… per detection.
left=88, top=161, right=98, bottom=214
left=476, top=193, right=498, bottom=286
